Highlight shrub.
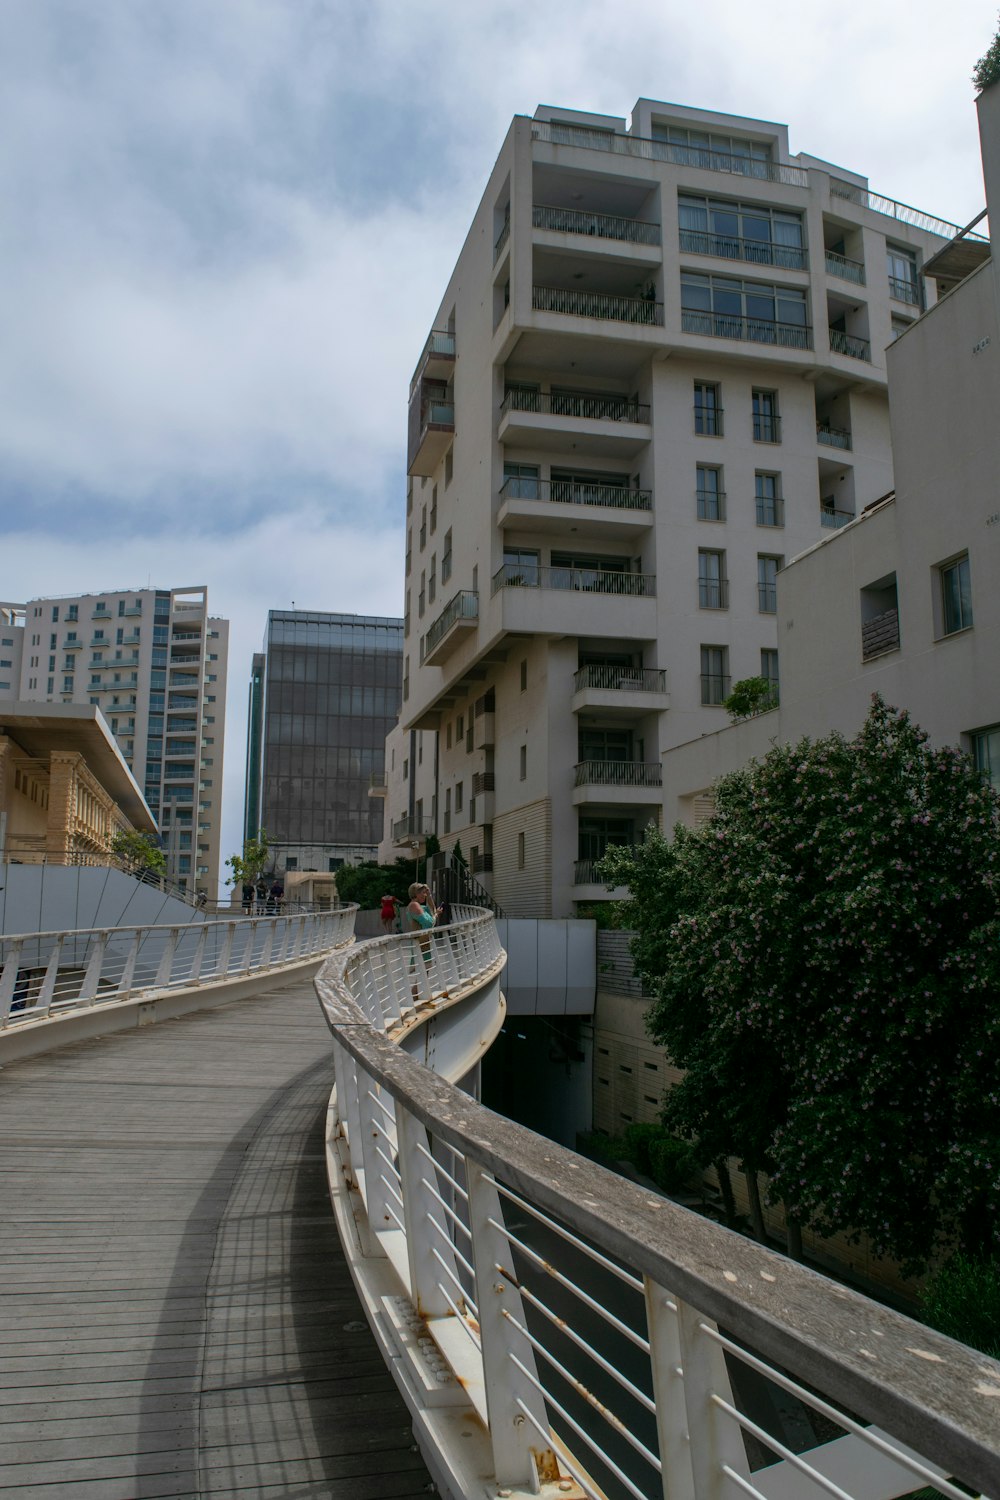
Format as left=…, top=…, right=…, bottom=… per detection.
left=921, top=1255, right=1000, bottom=1360
left=623, top=1122, right=663, bottom=1176
left=650, top=1137, right=699, bottom=1194
left=973, top=16, right=1000, bottom=91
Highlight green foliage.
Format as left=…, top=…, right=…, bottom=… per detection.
left=973, top=15, right=1000, bottom=91
left=333, top=859, right=414, bottom=910
left=577, top=1126, right=698, bottom=1196
left=649, top=1137, right=699, bottom=1194
left=109, top=829, right=165, bottom=876
left=600, top=697, right=1000, bottom=1274
left=225, top=831, right=270, bottom=888
left=576, top=900, right=627, bottom=930
left=921, top=1255, right=1000, bottom=1360
left=424, top=834, right=441, bottom=858
left=623, top=1122, right=662, bottom=1175
left=724, top=675, right=779, bottom=722
left=451, top=839, right=466, bottom=868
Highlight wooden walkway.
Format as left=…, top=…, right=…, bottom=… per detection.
left=0, top=977, right=434, bottom=1499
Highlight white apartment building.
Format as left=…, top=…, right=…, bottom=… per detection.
left=662, top=84, right=998, bottom=822
left=388, top=99, right=959, bottom=917
left=3, top=586, right=229, bottom=897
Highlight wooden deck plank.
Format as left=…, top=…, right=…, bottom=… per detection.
left=0, top=975, right=434, bottom=1497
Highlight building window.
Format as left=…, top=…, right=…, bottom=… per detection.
left=971, top=726, right=1000, bottom=788
left=446, top=722, right=452, bottom=750
left=755, top=472, right=784, bottom=527
left=520, top=659, right=527, bottom=691
left=445, top=450, right=453, bottom=486
left=757, top=555, right=781, bottom=613
left=455, top=781, right=463, bottom=813
left=518, top=831, right=525, bottom=870
left=428, top=556, right=436, bottom=604
left=418, top=572, right=426, bottom=617
left=430, top=485, right=438, bottom=534
left=760, top=648, right=779, bottom=704
left=698, top=550, right=728, bottom=609
left=419, top=506, right=427, bottom=551
left=442, top=528, right=453, bottom=584
left=682, top=274, right=809, bottom=347
left=67, top=605, right=78, bottom=620
left=752, top=389, right=780, bottom=443
left=679, top=194, right=805, bottom=270
left=62, top=675, right=74, bottom=692
left=940, top=555, right=972, bottom=635
left=693, top=381, right=722, bottom=436
left=700, top=646, right=729, bottom=705
left=696, top=465, right=724, bottom=521
left=886, top=244, right=919, bottom=305
left=52, top=606, right=59, bottom=622
left=519, top=745, right=527, bottom=781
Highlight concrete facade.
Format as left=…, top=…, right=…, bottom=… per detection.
left=662, top=85, right=999, bottom=821
left=4, top=587, right=228, bottom=898
left=388, top=98, right=961, bottom=916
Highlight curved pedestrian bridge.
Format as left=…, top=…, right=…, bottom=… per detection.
left=0, top=971, right=433, bottom=1498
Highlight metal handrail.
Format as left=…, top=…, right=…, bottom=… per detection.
left=573, top=665, right=667, bottom=693
left=409, top=328, right=456, bottom=393
left=0, top=908, right=357, bottom=1028
left=533, top=284, right=664, bottom=325
left=698, top=577, right=729, bottom=608
left=500, top=477, right=652, bottom=510
left=392, top=814, right=435, bottom=841
left=752, top=414, right=781, bottom=442
left=755, top=495, right=785, bottom=527
left=821, top=506, right=856, bottom=528
left=316, top=909, right=1000, bottom=1500
left=422, top=589, right=479, bottom=656
left=501, top=388, right=650, bottom=423
left=817, top=422, right=852, bottom=449
left=534, top=203, right=662, bottom=245
left=493, top=563, right=655, bottom=597
left=493, top=219, right=510, bottom=260
left=829, top=328, right=872, bottom=361
left=829, top=177, right=985, bottom=242
left=696, top=487, right=726, bottom=520
left=574, top=760, right=663, bottom=787
left=888, top=274, right=920, bottom=305
left=679, top=228, right=807, bottom=270
left=825, top=248, right=866, bottom=284
left=682, top=309, right=812, bottom=348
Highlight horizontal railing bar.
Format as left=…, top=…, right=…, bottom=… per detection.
left=416, top=1140, right=470, bottom=1202
left=510, top=1361, right=652, bottom=1500
left=437, top=1281, right=483, bottom=1350
left=490, top=1228, right=651, bottom=1354
left=429, top=1232, right=477, bottom=1299
left=383, top=1200, right=406, bottom=1235
left=421, top=1176, right=473, bottom=1241
left=711, top=1392, right=857, bottom=1500
left=504, top=1305, right=662, bottom=1471
left=492, top=1178, right=645, bottom=1293
left=519, top=1282, right=658, bottom=1416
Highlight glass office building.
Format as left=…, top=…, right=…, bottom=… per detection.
left=244, top=611, right=403, bottom=871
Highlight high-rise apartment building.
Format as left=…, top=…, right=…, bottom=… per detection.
left=244, top=611, right=402, bottom=873
left=389, top=99, right=956, bottom=917
left=5, top=585, right=228, bottom=897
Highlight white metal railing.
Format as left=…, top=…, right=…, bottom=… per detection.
left=0, top=907, right=356, bottom=1029
left=316, top=910, right=999, bottom=1500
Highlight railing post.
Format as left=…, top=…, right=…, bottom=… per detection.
left=258, top=921, right=275, bottom=970
left=37, top=936, right=65, bottom=1017
left=240, top=921, right=257, bottom=974
left=189, top=925, right=209, bottom=985
left=467, top=1161, right=555, bottom=1493
left=154, top=928, right=181, bottom=990
left=674, top=1297, right=752, bottom=1497
left=333, top=1042, right=364, bottom=1184
left=78, top=932, right=109, bottom=1004
left=355, top=1063, right=394, bottom=1246
left=0, top=938, right=24, bottom=1024
left=645, top=1277, right=696, bottom=1500
left=216, top=921, right=236, bottom=980
left=117, top=931, right=141, bottom=999
left=395, top=1104, right=457, bottom=1316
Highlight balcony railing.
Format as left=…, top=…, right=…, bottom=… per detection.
left=682, top=309, right=812, bottom=348
left=888, top=274, right=920, bottom=305
left=817, top=422, right=852, bottom=449
left=825, top=248, right=866, bottom=284
left=471, top=771, right=495, bottom=795
left=422, top=589, right=479, bottom=658
left=755, top=496, right=785, bottom=527
left=501, top=387, right=650, bottom=423
left=821, top=507, right=855, bottom=529
left=530, top=118, right=810, bottom=185
left=573, top=664, right=667, bottom=693
left=829, top=328, right=872, bottom=361
left=829, top=176, right=985, bottom=242
left=533, top=284, right=664, bottom=326
left=500, top=476, right=652, bottom=510
left=701, top=672, right=732, bottom=704
left=699, top=577, right=729, bottom=609
left=862, top=606, right=901, bottom=660
left=534, top=203, right=661, bottom=245
left=470, top=851, right=493, bottom=874
left=493, top=218, right=510, bottom=261
left=492, top=563, right=654, bottom=596
left=408, top=329, right=456, bottom=393
left=679, top=228, right=807, bottom=270
left=752, top=414, right=781, bottom=442
left=392, top=814, right=435, bottom=842
left=696, top=488, right=725, bottom=520
left=574, top=760, right=663, bottom=787
left=758, top=582, right=778, bottom=613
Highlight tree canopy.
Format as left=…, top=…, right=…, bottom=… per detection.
left=334, top=858, right=417, bottom=910
left=109, top=829, right=165, bottom=876
left=225, top=832, right=271, bottom=888
left=600, top=697, right=1000, bottom=1272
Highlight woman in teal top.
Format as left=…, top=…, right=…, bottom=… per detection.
left=405, top=882, right=442, bottom=931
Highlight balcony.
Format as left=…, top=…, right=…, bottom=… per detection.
left=821, top=507, right=855, bottom=529
left=572, top=664, right=669, bottom=716
left=493, top=218, right=510, bottom=262
left=862, top=607, right=901, bottom=661
left=888, top=275, right=920, bottom=306
left=471, top=771, right=494, bottom=796
left=817, top=422, right=852, bottom=450
left=825, top=250, right=866, bottom=285
left=572, top=760, right=663, bottom=807
left=63, top=639, right=82, bottom=651
left=392, top=814, right=435, bottom=844
left=681, top=310, right=812, bottom=350
left=421, top=589, right=478, bottom=666
left=407, top=379, right=454, bottom=478
left=473, top=710, right=495, bottom=750
left=532, top=284, right=663, bottom=327
left=91, top=608, right=112, bottom=620
left=498, top=387, right=651, bottom=458
left=493, top=564, right=656, bottom=640
left=470, top=851, right=493, bottom=875
left=679, top=228, right=807, bottom=271
left=530, top=119, right=809, bottom=186
left=408, top=329, right=456, bottom=393
left=367, top=775, right=387, bottom=798
left=829, top=328, right=871, bottom=362
left=498, top=476, right=653, bottom=540
left=124, top=604, right=142, bottom=617
left=533, top=203, right=661, bottom=248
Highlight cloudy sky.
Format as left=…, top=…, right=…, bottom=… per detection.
left=0, top=0, right=994, bottom=882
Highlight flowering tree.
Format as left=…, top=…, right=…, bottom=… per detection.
left=601, top=697, right=1000, bottom=1272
